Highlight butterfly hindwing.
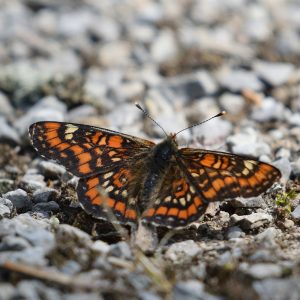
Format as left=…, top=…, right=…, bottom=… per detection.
left=180, top=149, right=281, bottom=201
left=77, top=165, right=141, bottom=225
left=29, top=122, right=154, bottom=178
left=142, top=165, right=208, bottom=228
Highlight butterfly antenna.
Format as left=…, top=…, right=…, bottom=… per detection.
left=175, top=111, right=226, bottom=136
left=135, top=103, right=168, bottom=137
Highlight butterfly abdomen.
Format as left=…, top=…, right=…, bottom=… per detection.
left=138, top=139, right=176, bottom=211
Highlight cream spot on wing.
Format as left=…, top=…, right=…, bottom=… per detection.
left=102, top=180, right=110, bottom=187
left=105, top=186, right=114, bottom=193
left=179, top=197, right=186, bottom=206
left=192, top=172, right=199, bottom=178
left=65, top=133, right=73, bottom=140
left=103, top=172, right=114, bottom=179
left=65, top=126, right=79, bottom=134
left=164, top=196, right=172, bottom=202
left=242, top=168, right=250, bottom=176
left=122, top=190, right=128, bottom=197
left=187, top=193, right=191, bottom=202
left=190, top=186, right=195, bottom=193
left=112, top=157, right=121, bottom=162
left=244, top=160, right=254, bottom=170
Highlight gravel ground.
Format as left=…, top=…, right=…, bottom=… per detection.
left=0, top=0, right=300, bottom=299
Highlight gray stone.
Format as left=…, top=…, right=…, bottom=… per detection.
left=192, top=118, right=232, bottom=145
left=0, top=197, right=13, bottom=219
left=111, top=81, right=145, bottom=103
left=32, top=187, right=59, bottom=203
left=105, top=103, right=143, bottom=129
left=91, top=240, right=110, bottom=255
left=244, top=8, right=271, bottom=42
left=219, top=93, right=246, bottom=115
left=160, top=72, right=217, bottom=104
left=254, top=60, right=294, bottom=86
left=230, top=213, right=273, bottom=230
left=144, top=95, right=190, bottom=140
left=15, top=280, right=62, bottom=300
left=255, top=227, right=279, bottom=248
left=98, top=41, right=131, bottom=67
left=3, top=189, right=32, bottom=212
left=289, top=113, right=300, bottom=126
left=249, top=250, right=273, bottom=262
left=91, top=16, right=120, bottom=42
left=0, top=179, right=14, bottom=194
left=275, top=148, right=291, bottom=159
left=240, top=263, right=282, bottom=279
left=20, top=173, right=46, bottom=192
left=64, top=292, right=102, bottom=300
left=218, top=69, right=263, bottom=92
left=60, top=260, right=82, bottom=275
left=226, top=226, right=245, bottom=239
left=0, top=246, right=49, bottom=266
left=273, top=157, right=292, bottom=181
left=15, top=96, right=66, bottom=136
left=130, top=23, right=156, bottom=44
left=230, top=196, right=265, bottom=208
left=150, top=29, right=179, bottom=63
left=0, top=203, right=11, bottom=219
left=253, top=278, right=300, bottom=300
left=0, top=91, right=14, bottom=118
left=139, top=291, right=162, bottom=300
left=227, top=127, right=271, bottom=157
left=291, top=205, right=300, bottom=220
left=0, top=117, right=20, bottom=144
left=165, top=240, right=201, bottom=262
left=0, top=235, right=31, bottom=251
left=283, top=219, right=294, bottom=228
left=0, top=283, right=15, bottom=300
left=32, top=201, right=60, bottom=213
left=109, top=241, right=132, bottom=259
left=16, top=225, right=55, bottom=249
left=55, top=224, right=93, bottom=249
left=67, top=104, right=98, bottom=122
left=173, top=280, right=221, bottom=300
left=251, top=97, right=288, bottom=122
left=37, top=161, right=67, bottom=178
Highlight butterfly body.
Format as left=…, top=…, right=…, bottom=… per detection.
left=29, top=121, right=281, bottom=228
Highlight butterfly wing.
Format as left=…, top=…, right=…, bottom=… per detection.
left=77, top=159, right=147, bottom=225
left=142, top=164, right=208, bottom=228
left=29, top=122, right=154, bottom=178
left=179, top=148, right=281, bottom=201
left=141, top=148, right=280, bottom=228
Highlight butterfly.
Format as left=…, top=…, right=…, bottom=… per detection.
left=29, top=111, right=281, bottom=228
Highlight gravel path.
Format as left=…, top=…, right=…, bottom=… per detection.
left=0, top=1, right=299, bottom=299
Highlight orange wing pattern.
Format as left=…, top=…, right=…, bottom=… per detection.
left=142, top=165, right=208, bottom=228
left=29, top=122, right=154, bottom=178
left=179, top=149, right=281, bottom=202
left=77, top=165, right=141, bottom=225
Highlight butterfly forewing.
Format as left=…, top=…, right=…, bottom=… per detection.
left=29, top=122, right=154, bottom=178
left=180, top=148, right=281, bottom=201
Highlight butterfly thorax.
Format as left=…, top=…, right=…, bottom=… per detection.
left=139, top=136, right=178, bottom=212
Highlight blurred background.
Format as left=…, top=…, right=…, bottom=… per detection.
left=0, top=1, right=300, bottom=299
left=0, top=0, right=299, bottom=152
